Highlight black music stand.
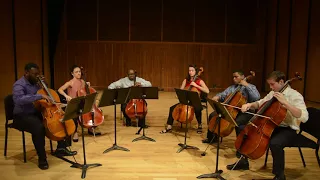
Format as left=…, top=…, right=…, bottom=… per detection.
left=62, top=93, right=102, bottom=179
left=98, top=88, right=130, bottom=153
left=197, top=98, right=238, bottom=180
left=128, top=87, right=158, bottom=142
left=174, top=88, right=202, bottom=153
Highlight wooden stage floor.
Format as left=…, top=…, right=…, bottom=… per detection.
left=0, top=92, right=319, bottom=180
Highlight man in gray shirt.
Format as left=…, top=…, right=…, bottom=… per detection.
left=108, top=69, right=152, bottom=126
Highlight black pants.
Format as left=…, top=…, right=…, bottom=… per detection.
left=121, top=103, right=146, bottom=127
left=167, top=103, right=202, bottom=125
left=206, top=111, right=253, bottom=141
left=13, top=112, right=71, bottom=160
left=269, top=127, right=298, bottom=176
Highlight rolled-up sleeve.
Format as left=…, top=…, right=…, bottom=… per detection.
left=137, top=78, right=152, bottom=87
left=292, top=93, right=309, bottom=123
left=216, top=86, right=232, bottom=102
left=245, top=84, right=260, bottom=102
left=108, top=79, right=123, bottom=89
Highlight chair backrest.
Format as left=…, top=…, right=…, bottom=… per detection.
left=4, top=94, right=14, bottom=121
left=301, top=107, right=320, bottom=142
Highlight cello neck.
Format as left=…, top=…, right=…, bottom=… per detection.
left=37, top=76, right=55, bottom=103
left=80, top=67, right=90, bottom=94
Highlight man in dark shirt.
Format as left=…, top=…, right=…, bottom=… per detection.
left=13, top=63, right=77, bottom=170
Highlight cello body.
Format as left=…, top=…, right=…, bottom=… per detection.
left=125, top=99, right=148, bottom=119
left=208, top=91, right=247, bottom=137
left=124, top=71, right=148, bottom=120
left=234, top=72, right=301, bottom=160
left=36, top=82, right=76, bottom=141
left=172, top=86, right=198, bottom=124
left=172, top=67, right=204, bottom=124
left=235, top=101, right=287, bottom=160
left=208, top=71, right=255, bottom=137
left=77, top=86, right=104, bottom=128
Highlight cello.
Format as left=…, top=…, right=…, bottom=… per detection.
left=125, top=71, right=148, bottom=120
left=172, top=67, right=204, bottom=124
left=235, top=72, right=302, bottom=160
left=208, top=71, right=255, bottom=137
left=35, top=76, right=76, bottom=141
left=77, top=67, right=104, bottom=128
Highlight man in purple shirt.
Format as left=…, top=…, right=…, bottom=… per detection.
left=13, top=63, right=77, bottom=170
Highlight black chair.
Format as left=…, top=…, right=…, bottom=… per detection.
left=4, top=94, right=53, bottom=163
left=264, top=107, right=320, bottom=167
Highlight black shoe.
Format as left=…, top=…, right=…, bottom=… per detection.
left=202, top=137, right=218, bottom=144
left=126, top=120, right=132, bottom=126
left=54, top=148, right=77, bottom=156
left=88, top=129, right=101, bottom=136
left=226, top=158, right=249, bottom=170
left=38, top=159, right=49, bottom=170
left=273, top=174, right=286, bottom=180
left=236, top=151, right=242, bottom=158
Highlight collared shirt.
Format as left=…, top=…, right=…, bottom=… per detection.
left=256, top=86, right=308, bottom=131
left=216, top=84, right=260, bottom=103
left=13, top=76, right=42, bottom=115
left=108, top=77, right=152, bottom=89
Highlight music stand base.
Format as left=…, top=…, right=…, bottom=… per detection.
left=103, top=144, right=130, bottom=153
left=177, top=143, right=199, bottom=153
left=70, top=163, right=102, bottom=179
left=197, top=170, right=225, bottom=180
left=132, top=135, right=156, bottom=142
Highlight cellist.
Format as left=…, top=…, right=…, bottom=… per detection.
left=108, top=69, right=152, bottom=127
left=202, top=70, right=260, bottom=146
left=229, top=71, right=308, bottom=180
left=12, top=63, right=77, bottom=170
left=160, top=64, right=209, bottom=134
left=58, top=65, right=102, bottom=143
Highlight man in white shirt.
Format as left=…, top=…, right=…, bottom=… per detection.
left=227, top=71, right=308, bottom=180
left=108, top=69, right=152, bottom=126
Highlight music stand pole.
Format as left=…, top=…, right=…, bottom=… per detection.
left=132, top=87, right=158, bottom=142
left=175, top=88, right=201, bottom=153
left=98, top=88, right=130, bottom=153
left=197, top=99, right=238, bottom=180
left=63, top=93, right=102, bottom=179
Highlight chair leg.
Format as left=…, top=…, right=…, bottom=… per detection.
left=50, top=140, right=53, bottom=154
left=264, top=147, right=269, bottom=167
left=298, top=147, right=306, bottom=167
left=206, top=102, right=209, bottom=125
left=4, top=126, right=8, bottom=157
left=22, top=131, right=26, bottom=163
left=316, top=147, right=320, bottom=167
left=220, top=137, right=223, bottom=143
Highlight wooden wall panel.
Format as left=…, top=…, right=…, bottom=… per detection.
left=15, top=0, right=42, bottom=78
left=274, top=0, right=291, bottom=74
left=66, top=0, right=97, bottom=40
left=96, top=43, right=113, bottom=87
left=162, top=0, right=194, bottom=42
left=53, top=8, right=68, bottom=89
left=0, top=0, right=15, bottom=98
left=287, top=0, right=309, bottom=94
left=305, top=0, right=320, bottom=102
left=194, top=0, right=225, bottom=43
left=98, top=0, right=129, bottom=41
left=263, top=0, right=278, bottom=91
left=130, top=0, right=162, bottom=41
left=56, top=42, right=260, bottom=92
left=226, top=0, right=257, bottom=44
